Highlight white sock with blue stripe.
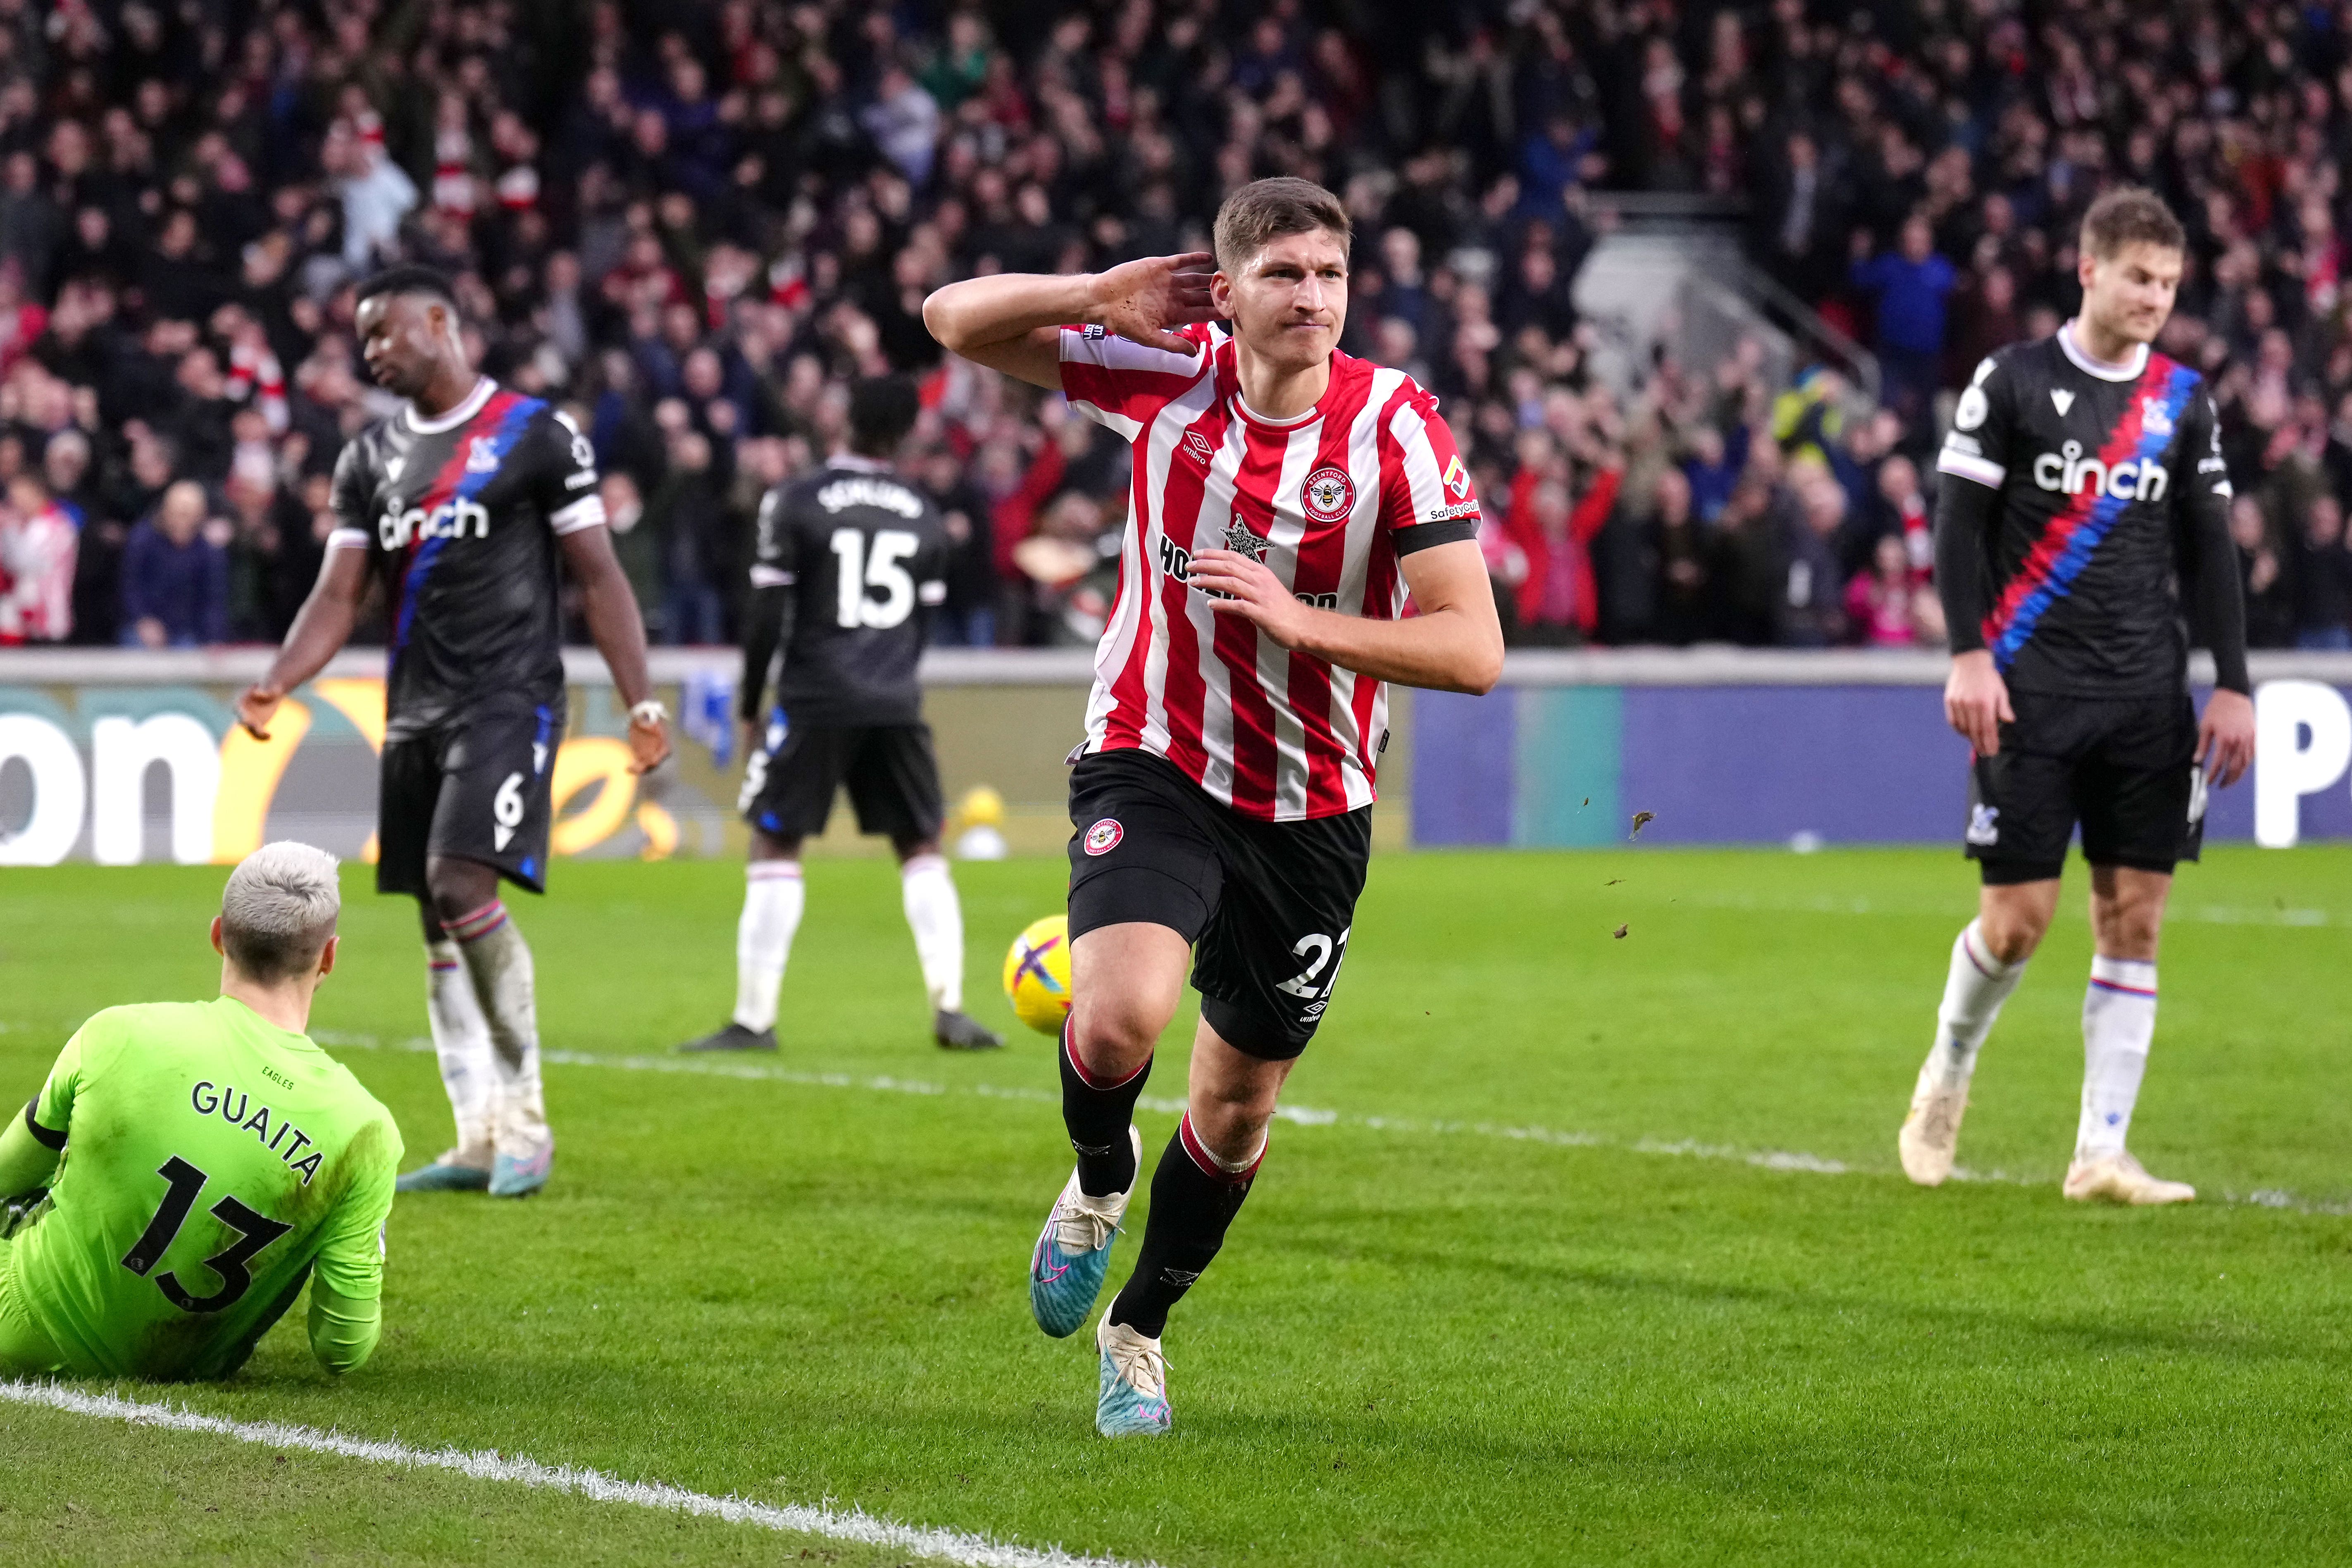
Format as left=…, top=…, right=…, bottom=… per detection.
left=1924, top=919, right=2027, bottom=1084
left=2078, top=956, right=2157, bottom=1160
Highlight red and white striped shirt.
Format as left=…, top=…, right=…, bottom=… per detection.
left=1060, top=322, right=1481, bottom=821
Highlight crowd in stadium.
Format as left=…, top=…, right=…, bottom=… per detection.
left=0, top=0, right=2350, bottom=653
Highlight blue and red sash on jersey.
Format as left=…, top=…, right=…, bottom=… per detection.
left=389, top=389, right=543, bottom=656
left=1983, top=355, right=2198, bottom=671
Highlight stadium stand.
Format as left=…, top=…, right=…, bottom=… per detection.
left=0, top=0, right=2342, bottom=654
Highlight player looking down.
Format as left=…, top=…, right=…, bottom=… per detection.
left=236, top=267, right=671, bottom=1199
left=674, top=374, right=1002, bottom=1054
left=926, top=176, right=1503, bottom=1437
left=1903, top=188, right=2255, bottom=1203
left=0, top=844, right=400, bottom=1380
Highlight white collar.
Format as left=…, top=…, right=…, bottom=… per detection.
left=2057, top=322, right=2147, bottom=382
left=405, top=377, right=496, bottom=434
left=827, top=453, right=891, bottom=472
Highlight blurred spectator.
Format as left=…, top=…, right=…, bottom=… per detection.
left=646, top=430, right=732, bottom=646
left=119, top=481, right=228, bottom=648
left=1846, top=536, right=1922, bottom=648
left=1498, top=457, right=1623, bottom=646
left=1779, top=464, right=1849, bottom=648
left=2292, top=493, right=2352, bottom=651
left=2233, top=494, right=2294, bottom=650
left=0, top=474, right=75, bottom=643
left=1848, top=216, right=1957, bottom=434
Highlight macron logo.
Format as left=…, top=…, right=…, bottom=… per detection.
left=2050, top=390, right=2075, bottom=417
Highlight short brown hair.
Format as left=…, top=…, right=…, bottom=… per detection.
left=2080, top=187, right=2185, bottom=260
left=1212, top=177, right=1351, bottom=274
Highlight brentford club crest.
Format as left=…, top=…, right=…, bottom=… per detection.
left=1084, top=818, right=1124, bottom=855
left=1222, top=519, right=1270, bottom=561
left=1301, top=465, right=1355, bottom=523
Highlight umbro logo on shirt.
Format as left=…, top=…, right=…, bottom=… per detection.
left=2050, top=390, right=2075, bottom=417
left=1181, top=430, right=1216, bottom=469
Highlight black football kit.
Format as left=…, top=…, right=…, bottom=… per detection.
left=736, top=455, right=951, bottom=842
left=1933, top=327, right=2250, bottom=882
left=326, top=377, right=605, bottom=894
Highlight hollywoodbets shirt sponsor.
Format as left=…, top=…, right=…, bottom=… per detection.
left=1935, top=332, right=2231, bottom=698
left=329, top=379, right=604, bottom=738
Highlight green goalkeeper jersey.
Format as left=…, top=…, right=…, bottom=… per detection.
left=9, top=997, right=402, bottom=1379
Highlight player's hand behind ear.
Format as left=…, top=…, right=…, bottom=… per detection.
left=1090, top=253, right=1219, bottom=357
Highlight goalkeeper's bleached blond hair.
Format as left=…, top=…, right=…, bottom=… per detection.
left=219, top=841, right=341, bottom=982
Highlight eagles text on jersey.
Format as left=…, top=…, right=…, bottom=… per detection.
left=1935, top=330, right=2232, bottom=698
left=328, top=378, right=604, bottom=737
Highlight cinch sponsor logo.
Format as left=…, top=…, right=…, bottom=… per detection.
left=378, top=496, right=490, bottom=549
left=1156, top=536, right=1339, bottom=610
left=2030, top=440, right=2169, bottom=502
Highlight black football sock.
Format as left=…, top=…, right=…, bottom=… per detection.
left=1060, top=1024, right=1151, bottom=1197
left=1106, top=1115, right=1260, bottom=1339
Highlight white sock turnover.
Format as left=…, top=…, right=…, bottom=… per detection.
left=900, top=852, right=965, bottom=1013
left=733, top=861, right=805, bottom=1031
left=2077, top=956, right=2157, bottom=1161
left=424, top=940, right=494, bottom=1168
left=1921, top=918, right=2029, bottom=1086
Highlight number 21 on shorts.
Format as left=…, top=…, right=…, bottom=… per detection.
left=1276, top=927, right=1351, bottom=1018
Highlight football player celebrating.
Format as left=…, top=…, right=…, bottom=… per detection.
left=1904, top=188, right=2255, bottom=1203
left=926, top=177, right=1502, bottom=1436
left=0, top=845, right=400, bottom=1380
left=237, top=267, right=670, bottom=1199
left=673, top=375, right=1002, bottom=1054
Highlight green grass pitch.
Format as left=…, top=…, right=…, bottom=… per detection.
left=3, top=844, right=2350, bottom=1566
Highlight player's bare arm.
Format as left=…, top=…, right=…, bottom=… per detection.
left=559, top=523, right=671, bottom=774
left=237, top=545, right=371, bottom=740
left=922, top=252, right=1218, bottom=388
left=1186, top=539, right=1504, bottom=694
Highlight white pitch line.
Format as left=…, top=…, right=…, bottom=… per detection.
left=303, top=1031, right=2352, bottom=1215
left=0, top=1381, right=1158, bottom=1568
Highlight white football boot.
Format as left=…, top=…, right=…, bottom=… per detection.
left=1898, top=1055, right=1971, bottom=1187
left=2063, top=1151, right=2194, bottom=1205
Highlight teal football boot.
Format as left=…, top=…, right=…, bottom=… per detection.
left=1095, top=1316, right=1173, bottom=1438
left=1028, top=1126, right=1140, bottom=1338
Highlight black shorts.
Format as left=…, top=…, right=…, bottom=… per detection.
left=739, top=717, right=945, bottom=843
left=1966, top=688, right=2204, bottom=884
left=1066, top=748, right=1373, bottom=1061
left=378, top=701, right=564, bottom=898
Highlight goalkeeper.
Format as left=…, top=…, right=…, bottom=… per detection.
left=0, top=842, right=402, bottom=1380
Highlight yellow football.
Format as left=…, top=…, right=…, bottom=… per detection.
left=1002, top=914, right=1073, bottom=1036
